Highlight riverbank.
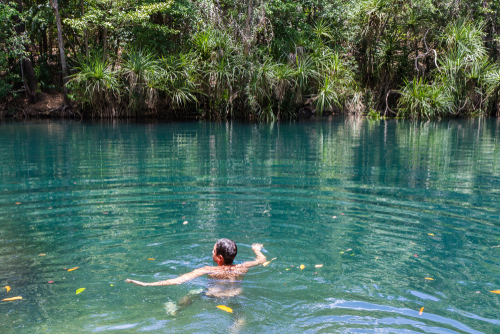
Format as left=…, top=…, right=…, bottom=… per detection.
left=0, top=91, right=322, bottom=120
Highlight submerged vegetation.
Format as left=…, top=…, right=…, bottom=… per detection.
left=1, top=0, right=500, bottom=119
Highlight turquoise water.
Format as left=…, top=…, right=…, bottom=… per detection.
left=0, top=118, right=499, bottom=333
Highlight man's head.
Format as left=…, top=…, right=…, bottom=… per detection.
left=212, top=238, right=237, bottom=265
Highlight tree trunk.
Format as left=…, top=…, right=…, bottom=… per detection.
left=15, top=0, right=38, bottom=103
left=48, top=28, right=53, bottom=58
left=102, top=28, right=108, bottom=61
left=22, top=58, right=38, bottom=103
left=42, top=29, right=48, bottom=56
left=51, top=0, right=70, bottom=104
left=82, top=0, right=88, bottom=58
left=244, top=0, right=254, bottom=56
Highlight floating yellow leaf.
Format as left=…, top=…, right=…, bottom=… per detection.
left=39, top=254, right=46, bottom=256
left=147, top=258, right=155, bottom=261
left=419, top=307, right=424, bottom=315
left=428, top=233, right=435, bottom=236
left=217, top=305, right=233, bottom=313
left=110, top=284, right=114, bottom=286
left=263, top=258, right=277, bottom=267
left=76, top=288, right=86, bottom=295
left=339, top=251, right=344, bottom=254
left=2, top=296, right=22, bottom=302
left=67, top=267, right=79, bottom=272
left=315, top=264, right=323, bottom=268
left=286, top=268, right=290, bottom=271
left=490, top=290, right=500, bottom=294
left=300, top=264, right=305, bottom=270
left=424, top=277, right=434, bottom=280
left=5, top=286, right=10, bottom=292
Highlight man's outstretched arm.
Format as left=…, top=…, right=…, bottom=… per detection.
left=125, top=267, right=212, bottom=286
left=240, top=243, right=267, bottom=268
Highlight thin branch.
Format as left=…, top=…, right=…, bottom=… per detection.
left=384, top=90, right=400, bottom=116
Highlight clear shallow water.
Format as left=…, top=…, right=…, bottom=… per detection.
left=0, top=118, right=499, bottom=333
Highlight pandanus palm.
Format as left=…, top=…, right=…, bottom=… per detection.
left=69, top=54, right=120, bottom=117
left=122, top=49, right=159, bottom=111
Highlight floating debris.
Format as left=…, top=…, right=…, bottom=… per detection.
left=263, top=258, right=277, bottom=267
left=217, top=305, right=233, bottom=313
left=2, top=296, right=22, bottom=302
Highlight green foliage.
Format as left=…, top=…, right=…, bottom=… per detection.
left=397, top=78, right=452, bottom=119
left=6, top=0, right=500, bottom=119
left=0, top=2, right=26, bottom=99
left=68, top=53, right=121, bottom=117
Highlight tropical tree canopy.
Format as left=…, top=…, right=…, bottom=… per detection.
left=1, top=0, right=500, bottom=119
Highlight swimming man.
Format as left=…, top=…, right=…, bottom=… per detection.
left=125, top=239, right=266, bottom=298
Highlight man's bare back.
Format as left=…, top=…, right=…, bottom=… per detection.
left=125, top=241, right=266, bottom=297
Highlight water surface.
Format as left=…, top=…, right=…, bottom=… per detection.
left=0, top=118, right=499, bottom=333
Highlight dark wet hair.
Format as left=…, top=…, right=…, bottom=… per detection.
left=216, top=238, right=237, bottom=265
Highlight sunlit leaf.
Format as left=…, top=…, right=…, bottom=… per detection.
left=2, top=296, right=22, bottom=301
left=67, top=267, right=79, bottom=272
left=148, top=258, right=155, bottom=261
left=39, top=254, right=46, bottom=256
left=300, top=264, right=305, bottom=270
left=76, top=288, right=86, bottom=295
left=315, top=264, right=323, bottom=268
left=5, top=286, right=10, bottom=292
left=419, top=307, right=424, bottom=315
left=217, top=305, right=233, bottom=313
left=286, top=268, right=290, bottom=271
left=424, top=277, right=434, bottom=280
left=491, top=290, right=500, bottom=294
left=263, top=258, right=277, bottom=267
left=428, top=233, right=435, bottom=236
left=340, top=251, right=344, bottom=254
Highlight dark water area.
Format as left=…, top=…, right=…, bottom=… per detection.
left=0, top=118, right=499, bottom=333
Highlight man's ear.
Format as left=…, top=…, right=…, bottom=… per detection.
left=215, top=254, right=225, bottom=265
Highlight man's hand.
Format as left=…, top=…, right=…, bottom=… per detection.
left=252, top=243, right=263, bottom=251
left=125, top=279, right=147, bottom=286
